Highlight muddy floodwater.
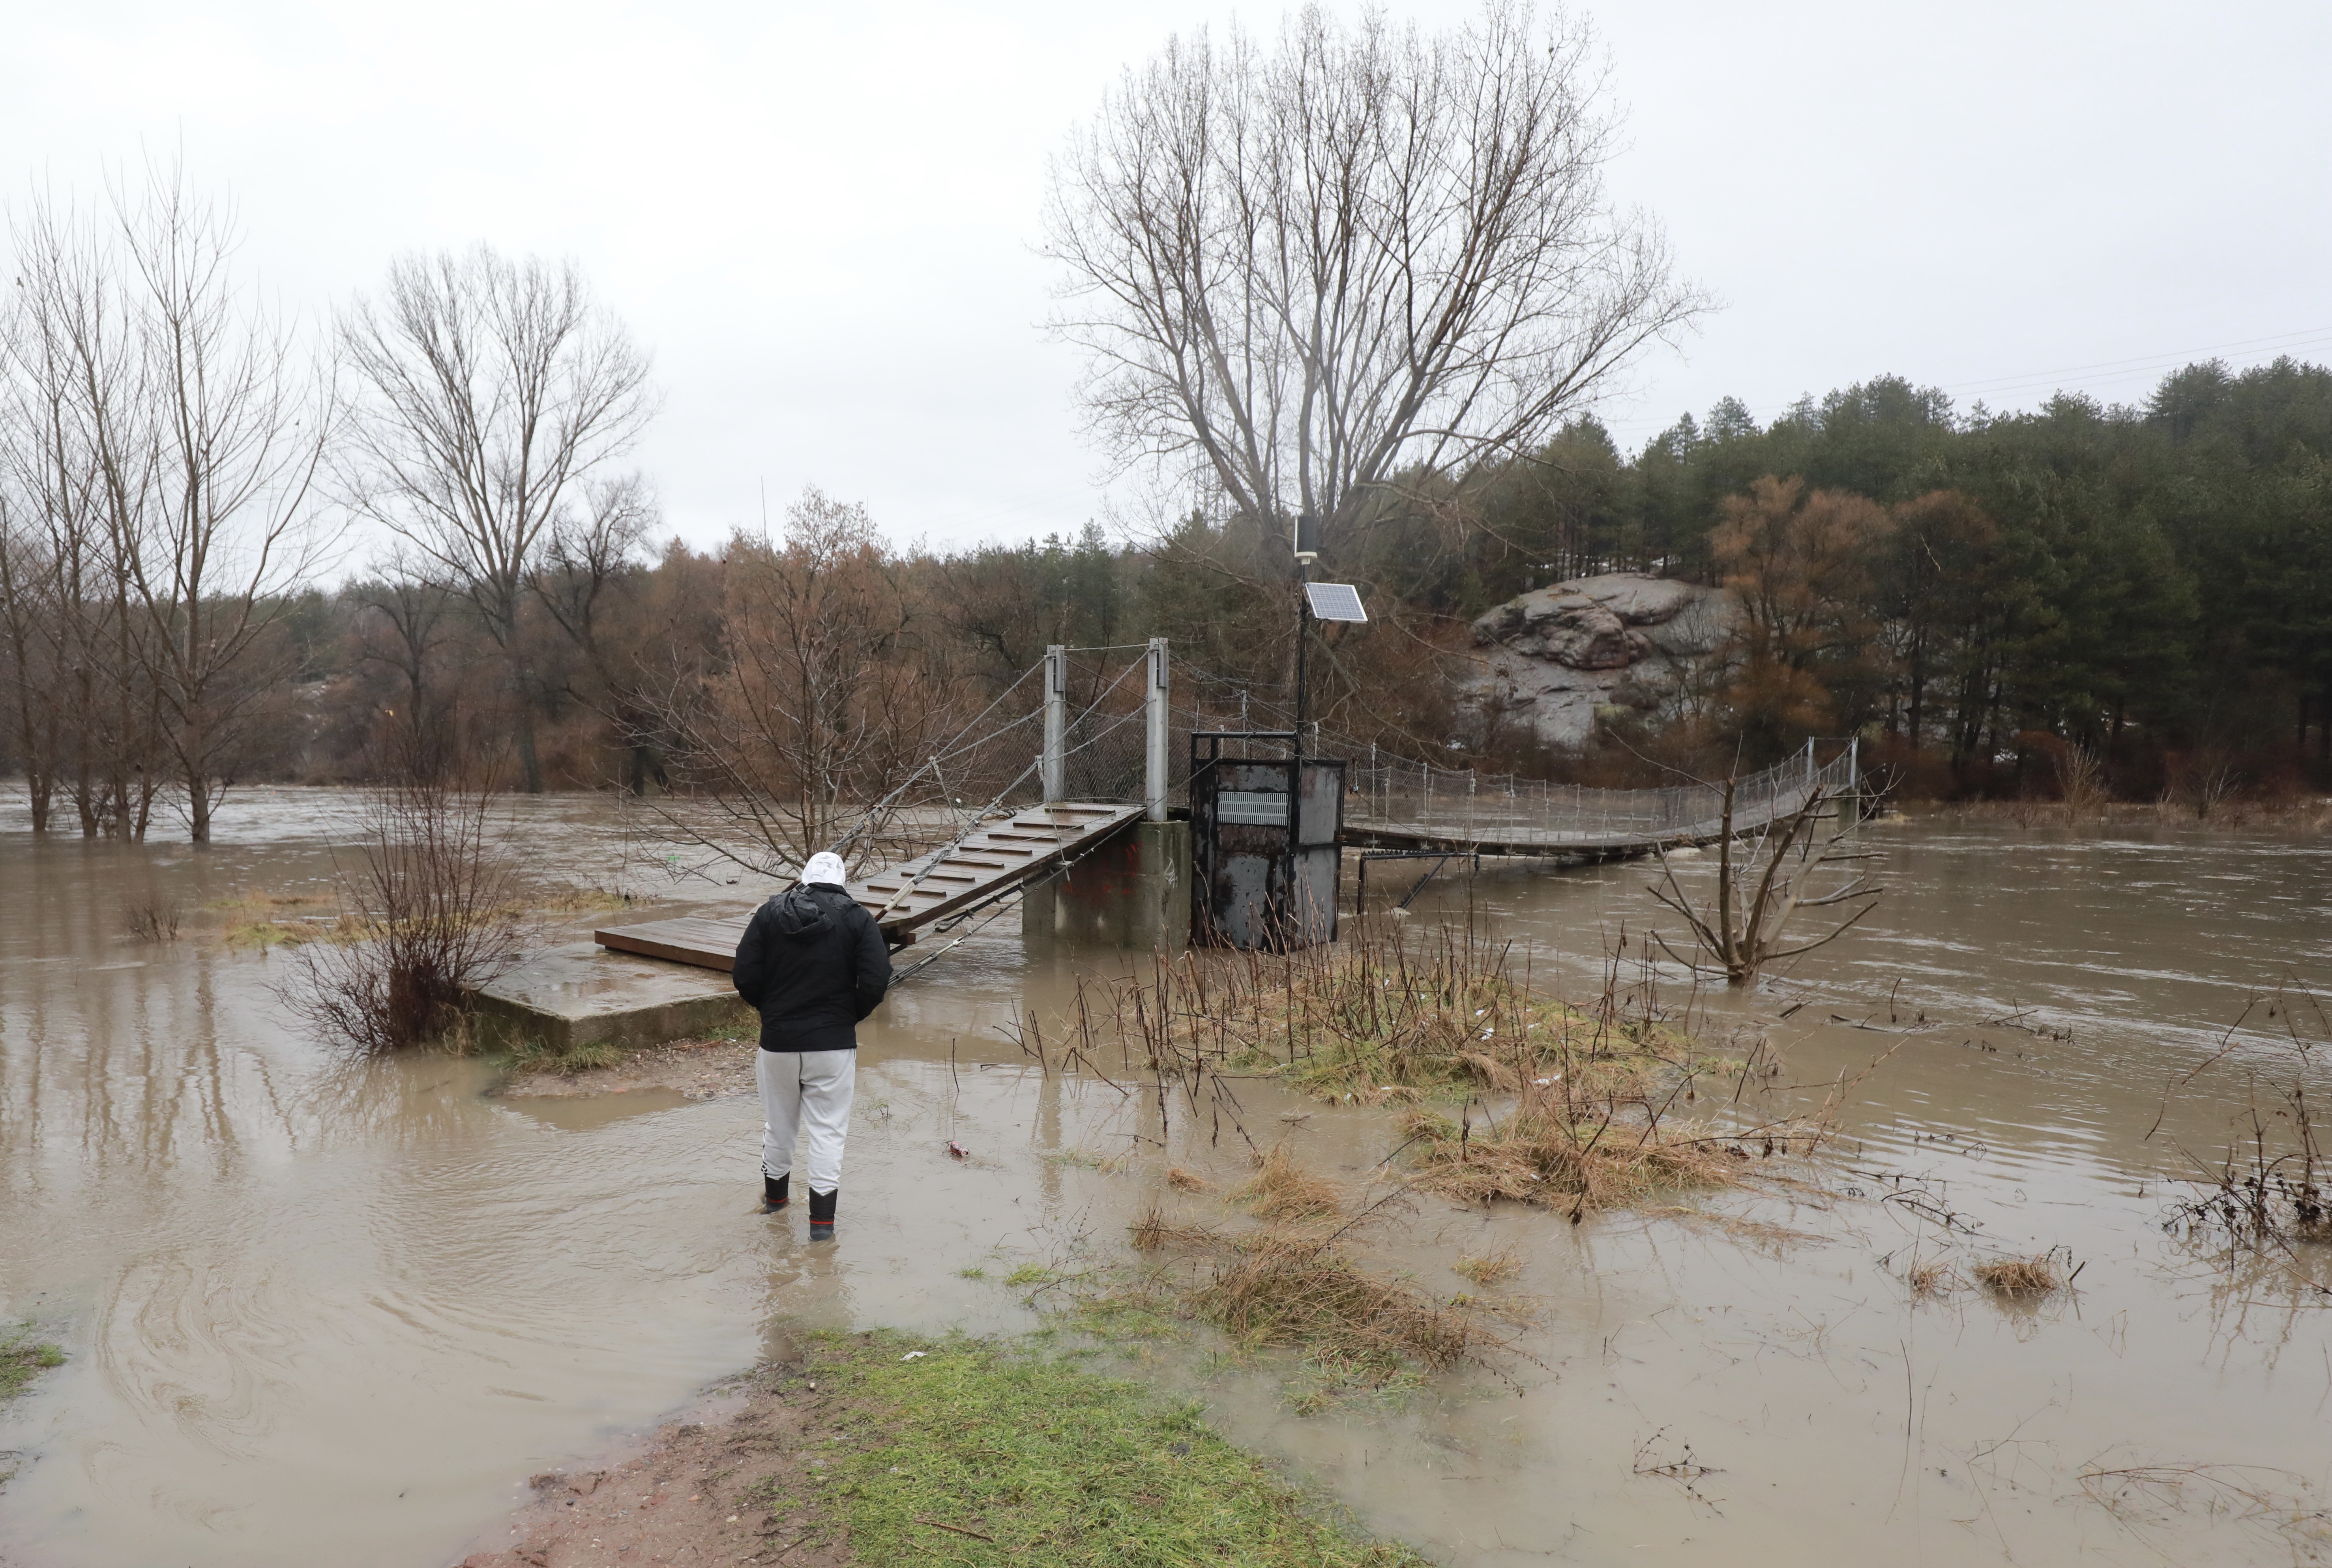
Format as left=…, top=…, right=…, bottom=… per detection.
left=3, top=790, right=2330, bottom=1566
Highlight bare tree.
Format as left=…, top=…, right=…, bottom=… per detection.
left=0, top=481, right=60, bottom=829
left=354, top=545, right=460, bottom=776
left=113, top=167, right=333, bottom=842
left=1043, top=1, right=1702, bottom=540
left=3, top=186, right=155, bottom=836
left=643, top=488, right=963, bottom=876
left=1646, top=783, right=1883, bottom=986
left=528, top=473, right=660, bottom=791
left=337, top=245, right=656, bottom=793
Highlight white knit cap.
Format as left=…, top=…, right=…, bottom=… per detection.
left=801, top=851, right=848, bottom=886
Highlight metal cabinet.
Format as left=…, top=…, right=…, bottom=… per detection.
left=1188, top=731, right=1344, bottom=950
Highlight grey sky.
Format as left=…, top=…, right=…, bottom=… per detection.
left=7, top=0, right=2327, bottom=558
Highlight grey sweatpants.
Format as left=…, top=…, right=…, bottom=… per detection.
left=757, top=1047, right=855, bottom=1196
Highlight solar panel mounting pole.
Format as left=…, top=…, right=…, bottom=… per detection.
left=1293, top=511, right=1318, bottom=764
left=1144, top=637, right=1170, bottom=822
left=1042, top=644, right=1067, bottom=803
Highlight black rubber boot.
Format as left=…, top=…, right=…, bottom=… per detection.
left=763, top=1173, right=789, bottom=1211
left=808, top=1187, right=837, bottom=1239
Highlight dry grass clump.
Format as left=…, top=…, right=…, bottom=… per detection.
left=1904, top=1258, right=1957, bottom=1299
left=1452, top=1245, right=1522, bottom=1286
left=1120, top=1151, right=1511, bottom=1402
left=1232, top=1145, right=1342, bottom=1223
left=1191, top=1231, right=1475, bottom=1381
left=1165, top=1167, right=1210, bottom=1192
left=1973, top=1252, right=2063, bottom=1301
left=1127, top=1208, right=1225, bottom=1254
left=215, top=890, right=342, bottom=948
left=1395, top=1096, right=1798, bottom=1216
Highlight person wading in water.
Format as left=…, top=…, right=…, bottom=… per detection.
left=731, top=850, right=892, bottom=1239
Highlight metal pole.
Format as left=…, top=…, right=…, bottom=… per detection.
left=1042, top=644, right=1067, bottom=803
left=1293, top=559, right=1311, bottom=764
left=1144, top=637, right=1170, bottom=821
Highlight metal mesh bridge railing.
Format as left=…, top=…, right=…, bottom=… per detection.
left=828, top=646, right=1860, bottom=869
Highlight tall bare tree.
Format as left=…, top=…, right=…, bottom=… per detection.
left=337, top=245, right=656, bottom=792
left=115, top=167, right=333, bottom=842
left=2, top=186, right=159, bottom=837
left=2, top=168, right=319, bottom=841
left=354, top=545, right=460, bottom=775
left=0, top=482, right=60, bottom=829
left=529, top=472, right=659, bottom=792
left=644, top=488, right=963, bottom=876
left=1043, top=1, right=1702, bottom=543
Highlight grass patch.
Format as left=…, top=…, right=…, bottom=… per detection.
left=699, top=1012, right=759, bottom=1043
left=811, top=1331, right=1429, bottom=1566
left=502, top=1036, right=627, bottom=1076
left=1452, top=1245, right=1522, bottom=1286
left=1047, top=1147, right=1132, bottom=1175
left=533, top=884, right=635, bottom=915
left=1, top=1327, right=64, bottom=1400
left=214, top=890, right=342, bottom=949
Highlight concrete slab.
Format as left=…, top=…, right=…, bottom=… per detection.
left=471, top=942, right=753, bottom=1051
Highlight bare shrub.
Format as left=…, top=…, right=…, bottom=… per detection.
left=2157, top=988, right=2329, bottom=1269
left=277, top=770, right=534, bottom=1053
left=122, top=895, right=181, bottom=943
left=2052, top=742, right=2109, bottom=824
left=1058, top=912, right=1834, bottom=1222
left=1647, top=781, right=1883, bottom=986
left=2167, top=747, right=2244, bottom=821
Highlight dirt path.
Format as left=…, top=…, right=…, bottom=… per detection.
left=453, top=1357, right=852, bottom=1568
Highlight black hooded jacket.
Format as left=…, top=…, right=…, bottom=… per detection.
left=731, top=884, right=893, bottom=1052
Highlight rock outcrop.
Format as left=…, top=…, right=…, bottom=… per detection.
left=1465, top=572, right=1737, bottom=748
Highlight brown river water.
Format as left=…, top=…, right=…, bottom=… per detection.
left=2, top=790, right=2329, bottom=1566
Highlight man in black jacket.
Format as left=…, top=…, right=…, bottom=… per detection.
left=731, top=850, right=892, bottom=1238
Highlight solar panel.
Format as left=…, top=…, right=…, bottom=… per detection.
left=1304, top=582, right=1368, bottom=622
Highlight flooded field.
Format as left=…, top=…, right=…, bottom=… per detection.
left=2, top=790, right=2330, bottom=1565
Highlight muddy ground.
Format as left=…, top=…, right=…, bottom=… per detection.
left=495, top=1037, right=760, bottom=1103
left=453, top=1358, right=847, bottom=1568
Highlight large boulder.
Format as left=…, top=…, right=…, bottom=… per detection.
left=1465, top=572, right=1736, bottom=747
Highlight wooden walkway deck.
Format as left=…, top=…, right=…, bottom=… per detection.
left=594, top=801, right=1145, bottom=972
left=1341, top=810, right=1747, bottom=858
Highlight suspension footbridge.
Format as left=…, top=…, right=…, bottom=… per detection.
left=590, top=641, right=1860, bottom=971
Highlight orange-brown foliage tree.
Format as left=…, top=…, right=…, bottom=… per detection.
left=1708, top=476, right=1894, bottom=759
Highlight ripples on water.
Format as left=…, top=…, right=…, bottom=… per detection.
left=1, top=792, right=2328, bottom=1566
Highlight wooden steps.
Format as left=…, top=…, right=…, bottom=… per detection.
left=593, top=801, right=1145, bottom=973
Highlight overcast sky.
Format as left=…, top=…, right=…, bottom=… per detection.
left=6, top=0, right=2328, bottom=560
